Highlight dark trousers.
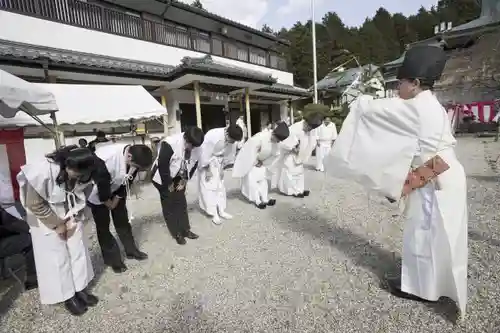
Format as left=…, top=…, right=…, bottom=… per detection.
left=88, top=198, right=139, bottom=266
left=0, top=233, right=37, bottom=281
left=154, top=183, right=191, bottom=238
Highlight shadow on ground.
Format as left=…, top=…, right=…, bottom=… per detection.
left=270, top=202, right=460, bottom=324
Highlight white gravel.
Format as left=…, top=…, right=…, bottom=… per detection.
left=1, top=136, right=499, bottom=332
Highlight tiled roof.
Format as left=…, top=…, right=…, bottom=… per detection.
left=0, top=39, right=173, bottom=75
left=315, top=64, right=379, bottom=90
left=257, top=83, right=310, bottom=97
left=165, top=55, right=276, bottom=84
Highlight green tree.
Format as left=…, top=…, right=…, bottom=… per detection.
left=191, top=0, right=204, bottom=9
left=261, top=24, right=273, bottom=34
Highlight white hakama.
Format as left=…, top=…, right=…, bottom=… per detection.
left=198, top=156, right=226, bottom=216
left=315, top=123, right=337, bottom=172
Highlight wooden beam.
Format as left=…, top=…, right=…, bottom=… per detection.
left=194, top=81, right=202, bottom=128
left=245, top=87, right=251, bottom=137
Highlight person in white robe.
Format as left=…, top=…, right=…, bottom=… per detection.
left=17, top=146, right=98, bottom=316
left=233, top=122, right=290, bottom=208
left=87, top=144, right=153, bottom=273
left=324, top=45, right=468, bottom=316
left=235, top=116, right=247, bottom=150
left=198, top=124, right=243, bottom=224
left=315, top=117, right=337, bottom=172
left=152, top=127, right=204, bottom=245
left=277, top=112, right=323, bottom=197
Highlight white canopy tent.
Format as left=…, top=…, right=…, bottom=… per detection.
left=0, top=84, right=166, bottom=128
left=0, top=69, right=59, bottom=131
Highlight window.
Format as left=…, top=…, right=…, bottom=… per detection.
left=224, top=41, right=238, bottom=59
left=212, top=38, right=223, bottom=56
left=193, top=31, right=210, bottom=53
left=176, top=26, right=190, bottom=48
left=237, top=45, right=248, bottom=61
left=250, top=48, right=267, bottom=66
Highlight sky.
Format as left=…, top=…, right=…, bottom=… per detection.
left=179, top=0, right=439, bottom=30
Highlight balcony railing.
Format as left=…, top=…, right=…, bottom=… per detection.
left=0, top=0, right=288, bottom=71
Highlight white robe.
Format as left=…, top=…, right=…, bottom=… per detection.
left=276, top=121, right=317, bottom=195
left=315, top=123, right=337, bottom=171
left=17, top=159, right=94, bottom=305
left=232, top=131, right=280, bottom=205
left=324, top=91, right=468, bottom=315
left=198, top=128, right=235, bottom=216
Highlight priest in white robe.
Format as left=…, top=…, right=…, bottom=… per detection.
left=233, top=122, right=289, bottom=208
left=198, top=124, right=242, bottom=224
left=152, top=127, right=204, bottom=245
left=87, top=144, right=153, bottom=273
left=315, top=117, right=337, bottom=172
left=277, top=112, right=323, bottom=197
left=17, top=146, right=98, bottom=316
left=324, top=45, right=468, bottom=316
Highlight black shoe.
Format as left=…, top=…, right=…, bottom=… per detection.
left=76, top=290, right=99, bottom=307
left=24, top=280, right=38, bottom=291
left=64, top=295, right=88, bottom=316
left=303, top=190, right=310, bottom=196
left=267, top=199, right=276, bottom=206
left=386, top=278, right=437, bottom=303
left=257, top=203, right=267, bottom=209
left=108, top=263, right=127, bottom=273
left=175, top=235, right=187, bottom=245
left=184, top=231, right=199, bottom=239
left=293, top=193, right=304, bottom=198
left=126, top=250, right=148, bottom=261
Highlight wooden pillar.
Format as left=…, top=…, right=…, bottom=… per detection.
left=290, top=101, right=295, bottom=124
left=160, top=95, right=168, bottom=136
left=193, top=81, right=202, bottom=128
left=45, top=73, right=64, bottom=147
left=245, top=88, right=251, bottom=137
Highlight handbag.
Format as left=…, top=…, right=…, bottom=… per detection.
left=401, top=155, right=449, bottom=196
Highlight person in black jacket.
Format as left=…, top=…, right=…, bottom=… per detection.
left=151, top=127, right=204, bottom=245
left=0, top=206, right=37, bottom=290
left=88, top=131, right=109, bottom=152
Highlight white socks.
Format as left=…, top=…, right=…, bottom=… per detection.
left=211, top=211, right=233, bottom=225
left=219, top=211, right=233, bottom=219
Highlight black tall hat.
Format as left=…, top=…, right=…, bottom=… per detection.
left=272, top=121, right=289, bottom=141
left=304, top=112, right=323, bottom=130
left=396, top=45, right=447, bottom=83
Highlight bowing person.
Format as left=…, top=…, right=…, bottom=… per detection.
left=324, top=45, right=468, bottom=316
left=198, top=124, right=242, bottom=225
left=152, top=127, right=204, bottom=245
left=232, top=122, right=289, bottom=208
left=17, top=146, right=97, bottom=316
left=87, top=143, right=153, bottom=273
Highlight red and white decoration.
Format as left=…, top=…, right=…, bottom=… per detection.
left=446, top=101, right=499, bottom=123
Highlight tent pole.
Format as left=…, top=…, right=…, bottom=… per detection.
left=245, top=88, right=251, bottom=137
left=161, top=95, right=168, bottom=136
left=193, top=81, right=202, bottom=128
left=50, top=112, right=63, bottom=148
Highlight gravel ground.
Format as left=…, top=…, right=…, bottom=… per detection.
left=1, top=136, right=499, bottom=333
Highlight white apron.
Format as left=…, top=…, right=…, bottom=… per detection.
left=324, top=91, right=468, bottom=315
left=315, top=123, right=337, bottom=171
left=17, top=160, right=94, bottom=305
left=233, top=131, right=279, bottom=204
left=198, top=128, right=234, bottom=216
left=275, top=121, right=315, bottom=196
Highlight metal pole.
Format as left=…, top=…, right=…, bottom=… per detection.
left=311, top=0, right=318, bottom=104
left=193, top=81, right=202, bottom=129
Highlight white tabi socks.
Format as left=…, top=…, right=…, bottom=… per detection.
left=211, top=210, right=233, bottom=225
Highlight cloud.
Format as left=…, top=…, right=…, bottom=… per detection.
left=177, top=0, right=269, bottom=28
left=277, top=0, right=324, bottom=16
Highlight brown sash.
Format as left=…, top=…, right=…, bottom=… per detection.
left=402, top=155, right=450, bottom=196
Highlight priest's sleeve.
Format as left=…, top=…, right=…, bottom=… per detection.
left=324, top=95, right=420, bottom=199
left=157, top=141, right=174, bottom=186
left=92, top=157, right=113, bottom=202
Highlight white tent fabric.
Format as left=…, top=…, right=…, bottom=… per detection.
left=0, top=69, right=58, bottom=119
left=1, top=84, right=166, bottom=127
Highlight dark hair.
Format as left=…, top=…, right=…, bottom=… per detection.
left=227, top=124, right=243, bottom=141
left=78, top=138, right=88, bottom=147
left=184, top=126, right=204, bottom=147
left=46, top=145, right=96, bottom=184
left=128, top=144, right=153, bottom=168
left=408, top=78, right=434, bottom=90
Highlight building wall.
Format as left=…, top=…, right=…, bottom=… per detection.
left=0, top=11, right=294, bottom=85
